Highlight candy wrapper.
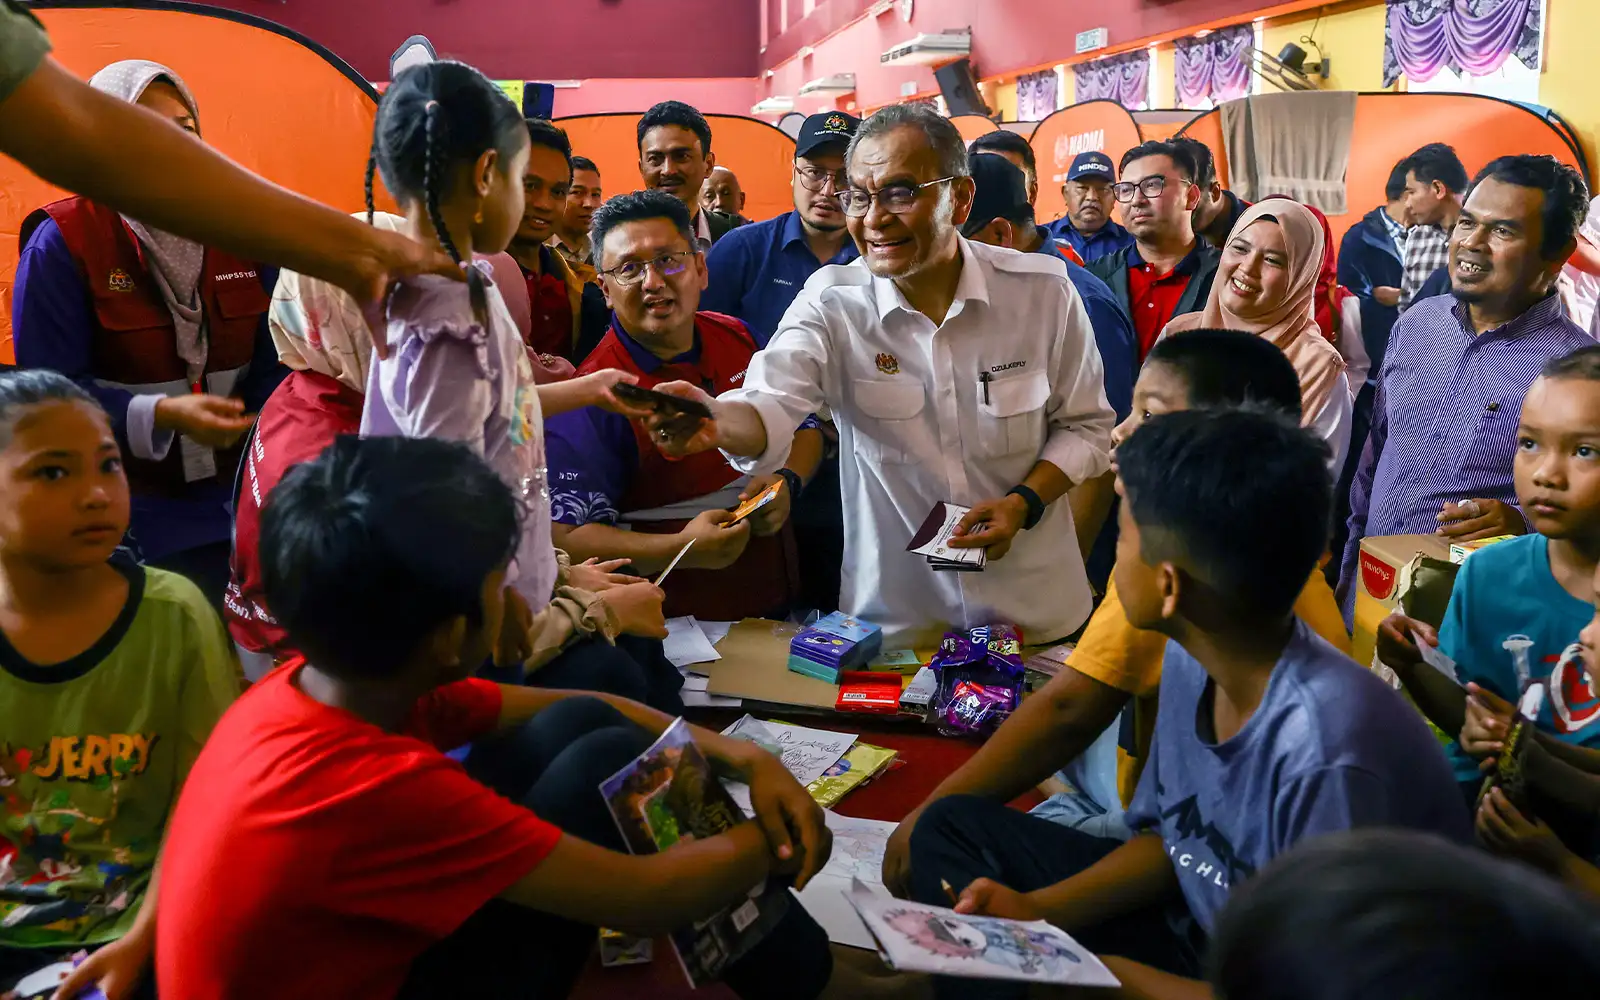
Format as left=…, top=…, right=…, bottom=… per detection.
left=927, top=624, right=1025, bottom=679
left=935, top=678, right=1018, bottom=736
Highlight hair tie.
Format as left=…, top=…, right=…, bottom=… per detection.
left=424, top=100, right=439, bottom=111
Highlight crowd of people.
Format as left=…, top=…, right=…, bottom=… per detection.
left=5, top=3, right=1600, bottom=998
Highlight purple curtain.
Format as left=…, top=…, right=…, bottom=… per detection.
left=1173, top=24, right=1254, bottom=107
left=1383, top=0, right=1541, bottom=87
left=1016, top=69, right=1059, bottom=121
left=1074, top=51, right=1150, bottom=109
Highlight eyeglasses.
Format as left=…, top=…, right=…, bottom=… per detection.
left=795, top=162, right=849, bottom=194
left=836, top=176, right=958, bottom=218
left=1111, top=176, right=1188, bottom=203
left=598, top=250, right=698, bottom=286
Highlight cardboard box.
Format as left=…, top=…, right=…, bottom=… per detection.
left=1449, top=534, right=1515, bottom=564
left=1351, top=533, right=1451, bottom=670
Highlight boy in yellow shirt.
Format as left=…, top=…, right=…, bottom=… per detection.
left=882, top=329, right=1350, bottom=895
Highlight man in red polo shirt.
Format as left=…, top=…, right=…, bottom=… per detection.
left=546, top=190, right=824, bottom=620
left=506, top=118, right=611, bottom=363
left=1085, top=140, right=1221, bottom=360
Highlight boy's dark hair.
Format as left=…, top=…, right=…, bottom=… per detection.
left=571, top=155, right=599, bottom=176
left=968, top=130, right=1036, bottom=176
left=368, top=60, right=525, bottom=326
left=1543, top=344, right=1600, bottom=381
left=1117, top=408, right=1331, bottom=622
left=1405, top=142, right=1469, bottom=195
left=0, top=369, right=99, bottom=448
left=1119, top=139, right=1200, bottom=183
left=1385, top=157, right=1411, bottom=203
left=637, top=100, right=713, bottom=156
left=525, top=117, right=573, bottom=173
left=1173, top=136, right=1218, bottom=188
left=260, top=436, right=521, bottom=680
left=589, top=190, right=694, bottom=266
left=1467, top=154, right=1590, bottom=260
left=1209, top=829, right=1600, bottom=1000
left=1145, top=329, right=1305, bottom=423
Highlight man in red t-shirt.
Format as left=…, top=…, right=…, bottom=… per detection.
left=157, top=436, right=885, bottom=1000
left=1085, top=140, right=1221, bottom=360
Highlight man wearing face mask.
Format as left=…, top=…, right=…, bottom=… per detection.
left=639, top=105, right=1115, bottom=648
left=545, top=190, right=825, bottom=621
left=1044, top=152, right=1133, bottom=264
left=637, top=100, right=738, bottom=249
left=1339, top=155, right=1594, bottom=622
left=1085, top=141, right=1220, bottom=362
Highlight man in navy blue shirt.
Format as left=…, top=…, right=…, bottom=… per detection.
left=702, top=111, right=860, bottom=343
left=701, top=110, right=860, bottom=613
left=965, top=152, right=1136, bottom=591
left=1044, top=151, right=1134, bottom=264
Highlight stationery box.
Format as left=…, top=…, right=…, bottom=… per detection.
left=1449, top=534, right=1516, bottom=564
left=835, top=672, right=902, bottom=714
left=788, top=612, right=884, bottom=684
left=1351, top=533, right=1451, bottom=670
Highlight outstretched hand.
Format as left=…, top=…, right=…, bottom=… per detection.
left=638, top=381, right=721, bottom=458
left=355, top=231, right=466, bottom=360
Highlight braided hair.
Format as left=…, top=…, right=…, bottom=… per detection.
left=366, top=60, right=524, bottom=326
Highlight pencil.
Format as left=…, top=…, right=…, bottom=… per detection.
left=941, top=878, right=959, bottom=906
left=654, top=537, right=696, bottom=587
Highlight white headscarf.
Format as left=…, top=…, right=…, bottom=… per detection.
left=87, top=60, right=208, bottom=382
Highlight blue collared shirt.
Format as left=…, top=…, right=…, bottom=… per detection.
left=702, top=209, right=859, bottom=345
left=1043, top=216, right=1134, bottom=264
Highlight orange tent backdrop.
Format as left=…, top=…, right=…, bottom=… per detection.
left=1179, top=92, right=1589, bottom=245
left=1028, top=101, right=1143, bottom=226
left=950, top=115, right=998, bottom=142
left=0, top=3, right=384, bottom=361
left=556, top=113, right=797, bottom=226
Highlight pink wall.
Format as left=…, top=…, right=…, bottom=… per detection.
left=203, top=0, right=759, bottom=82
left=552, top=78, right=761, bottom=118
left=759, top=0, right=1288, bottom=113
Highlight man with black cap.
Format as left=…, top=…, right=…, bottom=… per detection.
left=703, top=110, right=860, bottom=344
left=966, top=151, right=1135, bottom=596
left=1044, top=151, right=1134, bottom=264
left=703, top=109, right=861, bottom=612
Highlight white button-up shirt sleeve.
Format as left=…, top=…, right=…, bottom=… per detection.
left=720, top=281, right=837, bottom=476
left=1039, top=280, right=1114, bottom=487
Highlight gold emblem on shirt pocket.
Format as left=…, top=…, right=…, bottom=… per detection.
left=853, top=378, right=925, bottom=464
left=977, top=370, right=1049, bottom=456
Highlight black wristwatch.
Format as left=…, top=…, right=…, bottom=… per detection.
left=778, top=468, right=805, bottom=499
left=1007, top=484, right=1045, bottom=530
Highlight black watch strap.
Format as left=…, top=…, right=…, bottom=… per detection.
left=1007, top=484, right=1045, bottom=530
left=778, top=468, right=804, bottom=498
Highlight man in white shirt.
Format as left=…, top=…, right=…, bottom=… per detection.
left=642, top=105, right=1114, bottom=646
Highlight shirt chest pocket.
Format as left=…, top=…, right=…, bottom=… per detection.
left=852, top=379, right=925, bottom=464
left=977, top=371, right=1050, bottom=457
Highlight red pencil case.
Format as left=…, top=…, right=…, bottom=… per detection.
left=835, top=671, right=902, bottom=714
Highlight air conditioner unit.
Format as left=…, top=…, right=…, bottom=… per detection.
left=881, top=30, right=971, bottom=66
left=751, top=96, right=796, bottom=114
left=799, top=73, right=857, bottom=97
left=868, top=0, right=895, bottom=16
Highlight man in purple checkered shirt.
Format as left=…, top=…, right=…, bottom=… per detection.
left=1339, top=154, right=1595, bottom=621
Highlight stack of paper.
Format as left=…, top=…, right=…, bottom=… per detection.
left=907, top=501, right=986, bottom=572
left=794, top=812, right=898, bottom=949
left=667, top=617, right=742, bottom=707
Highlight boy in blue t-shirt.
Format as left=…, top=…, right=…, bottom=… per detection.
left=920, top=409, right=1468, bottom=1000
left=1382, top=346, right=1600, bottom=802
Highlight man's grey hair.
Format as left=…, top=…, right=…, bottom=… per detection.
left=846, top=104, right=971, bottom=179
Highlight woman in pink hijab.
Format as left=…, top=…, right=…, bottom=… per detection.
left=1161, top=199, right=1353, bottom=470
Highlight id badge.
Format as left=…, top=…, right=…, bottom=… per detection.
left=180, top=434, right=217, bottom=482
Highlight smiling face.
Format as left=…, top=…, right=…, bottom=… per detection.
left=597, top=216, right=707, bottom=347
left=1514, top=375, right=1600, bottom=542
left=564, top=166, right=603, bottom=239
left=1065, top=178, right=1114, bottom=235
left=845, top=125, right=972, bottom=280
left=1217, top=219, right=1293, bottom=320
left=1449, top=176, right=1559, bottom=313
left=640, top=124, right=713, bottom=211
left=515, top=142, right=571, bottom=246
left=1118, top=154, right=1197, bottom=244
left=137, top=80, right=198, bottom=137
left=0, top=400, right=130, bottom=570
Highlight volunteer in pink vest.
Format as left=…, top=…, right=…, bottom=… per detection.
left=12, top=60, right=284, bottom=607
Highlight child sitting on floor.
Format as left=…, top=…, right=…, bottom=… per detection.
left=909, top=407, right=1468, bottom=1000
left=0, top=370, right=237, bottom=1000
left=1381, top=346, right=1600, bottom=808
left=153, top=434, right=922, bottom=1000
